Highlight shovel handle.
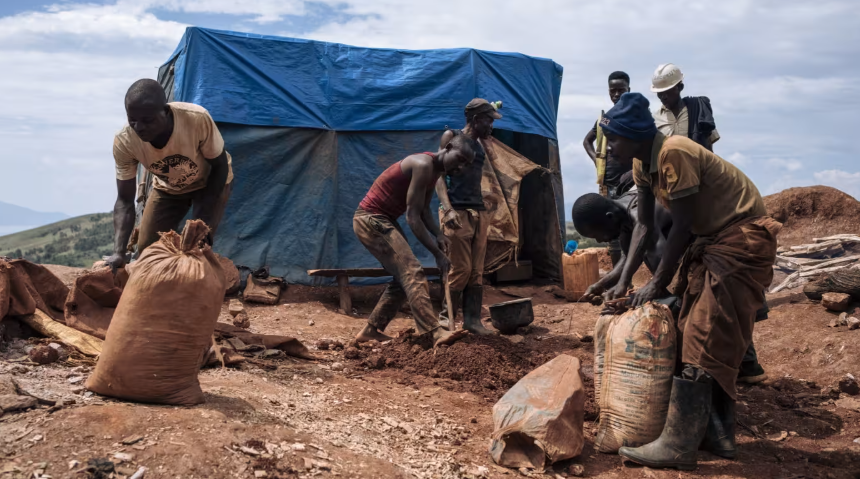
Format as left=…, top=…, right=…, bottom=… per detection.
left=443, top=270, right=455, bottom=331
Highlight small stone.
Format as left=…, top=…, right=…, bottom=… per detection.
left=315, top=378, right=324, bottom=384
left=508, top=334, right=525, bottom=344
left=839, top=374, right=860, bottom=396
left=822, top=293, right=851, bottom=312
left=848, top=317, right=860, bottom=330
left=854, top=437, right=860, bottom=444
left=29, top=345, right=60, bottom=365
left=470, top=417, right=478, bottom=423
left=330, top=362, right=344, bottom=371
left=67, top=376, right=85, bottom=384
left=113, top=452, right=134, bottom=463
left=291, top=443, right=306, bottom=451
left=568, top=464, right=585, bottom=477
left=411, top=344, right=423, bottom=354
left=308, top=319, right=315, bottom=326
left=343, top=347, right=361, bottom=359
left=121, top=435, right=144, bottom=445
left=331, top=340, right=345, bottom=350
left=261, top=349, right=284, bottom=359
left=232, top=311, right=251, bottom=329
left=228, top=299, right=245, bottom=317
left=68, top=460, right=80, bottom=470
left=316, top=340, right=331, bottom=350
left=71, top=386, right=85, bottom=394
left=364, top=355, right=385, bottom=370
left=365, top=339, right=380, bottom=349
left=254, top=471, right=268, bottom=478
left=821, top=386, right=841, bottom=398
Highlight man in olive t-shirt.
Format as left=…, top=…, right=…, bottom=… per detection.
left=598, top=92, right=779, bottom=470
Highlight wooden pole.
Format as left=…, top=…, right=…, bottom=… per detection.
left=443, top=269, right=455, bottom=331
left=19, top=309, right=103, bottom=357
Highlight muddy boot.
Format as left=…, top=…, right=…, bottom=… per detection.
left=619, top=371, right=712, bottom=470
left=737, top=342, right=767, bottom=384
left=700, top=383, right=737, bottom=459
left=438, top=290, right=462, bottom=331
left=463, top=285, right=494, bottom=335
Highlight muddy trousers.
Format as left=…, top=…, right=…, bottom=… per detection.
left=439, top=209, right=489, bottom=322
left=137, top=181, right=233, bottom=254
left=353, top=209, right=440, bottom=335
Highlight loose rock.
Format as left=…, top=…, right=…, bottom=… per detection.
left=233, top=310, right=251, bottom=329
left=29, top=345, right=60, bottom=365
left=330, top=362, right=344, bottom=372
left=849, top=317, right=860, bottom=330
left=839, top=374, right=860, bottom=395
left=568, top=464, right=585, bottom=477
left=343, top=347, right=361, bottom=359
left=316, top=339, right=331, bottom=350
left=228, top=299, right=245, bottom=317
left=822, top=292, right=851, bottom=312
left=0, top=395, right=38, bottom=413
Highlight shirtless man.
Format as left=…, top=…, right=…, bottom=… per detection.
left=353, top=135, right=475, bottom=347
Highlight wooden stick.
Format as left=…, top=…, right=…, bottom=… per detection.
left=19, top=309, right=103, bottom=357
left=443, top=269, right=455, bottom=331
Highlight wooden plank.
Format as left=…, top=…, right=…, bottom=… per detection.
left=308, top=267, right=440, bottom=278
left=813, top=234, right=860, bottom=243
left=337, top=275, right=352, bottom=314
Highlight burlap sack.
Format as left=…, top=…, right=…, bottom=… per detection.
left=64, top=268, right=123, bottom=340
left=86, top=220, right=226, bottom=405
left=489, top=355, right=585, bottom=470
left=595, top=302, right=676, bottom=453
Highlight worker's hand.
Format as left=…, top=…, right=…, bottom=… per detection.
left=104, top=253, right=126, bottom=275
left=442, top=209, right=463, bottom=230
left=436, top=234, right=452, bottom=256
left=604, top=283, right=628, bottom=302
left=579, top=283, right=605, bottom=303
left=435, top=252, right=452, bottom=276
left=629, top=281, right=669, bottom=308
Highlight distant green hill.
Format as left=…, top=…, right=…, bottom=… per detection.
left=0, top=213, right=113, bottom=267
left=566, top=222, right=607, bottom=249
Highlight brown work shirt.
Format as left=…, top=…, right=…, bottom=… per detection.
left=633, top=133, right=766, bottom=236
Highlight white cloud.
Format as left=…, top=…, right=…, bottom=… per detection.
left=726, top=152, right=748, bottom=166
left=766, top=158, right=803, bottom=171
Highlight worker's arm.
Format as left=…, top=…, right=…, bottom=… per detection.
left=422, top=189, right=450, bottom=255
left=106, top=178, right=137, bottom=273
left=583, top=126, right=598, bottom=165
left=406, top=161, right=450, bottom=273
left=191, top=149, right=229, bottom=242
left=436, top=130, right=462, bottom=229
left=581, top=246, right=627, bottom=301
left=628, top=194, right=695, bottom=307
left=605, top=188, right=657, bottom=301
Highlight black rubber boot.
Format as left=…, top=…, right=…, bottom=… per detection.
left=463, top=285, right=494, bottom=335
left=737, top=342, right=767, bottom=384
left=438, top=290, right=462, bottom=331
left=618, top=375, right=712, bottom=470
left=700, top=383, right=737, bottom=459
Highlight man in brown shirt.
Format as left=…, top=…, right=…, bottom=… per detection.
left=599, top=93, right=779, bottom=470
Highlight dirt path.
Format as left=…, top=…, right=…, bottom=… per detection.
left=2, top=282, right=860, bottom=478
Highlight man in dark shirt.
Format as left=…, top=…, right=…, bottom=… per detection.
left=583, top=71, right=633, bottom=265
left=434, top=98, right=500, bottom=335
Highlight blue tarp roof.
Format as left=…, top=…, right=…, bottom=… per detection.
left=166, top=27, right=563, bottom=140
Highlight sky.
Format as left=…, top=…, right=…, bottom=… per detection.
left=1, top=0, right=859, bottom=220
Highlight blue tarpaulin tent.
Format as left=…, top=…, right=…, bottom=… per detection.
left=155, top=27, right=564, bottom=284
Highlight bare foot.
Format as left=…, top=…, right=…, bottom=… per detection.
left=432, top=328, right=469, bottom=347
left=354, top=324, right=394, bottom=344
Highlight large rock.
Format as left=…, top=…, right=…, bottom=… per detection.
left=822, top=292, right=851, bottom=312
left=0, top=395, right=38, bottom=413
left=766, top=291, right=807, bottom=309
left=839, top=374, right=860, bottom=396
left=0, top=375, right=20, bottom=396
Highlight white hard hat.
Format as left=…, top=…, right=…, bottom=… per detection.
left=651, top=63, right=684, bottom=93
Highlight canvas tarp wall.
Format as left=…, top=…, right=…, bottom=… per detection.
left=152, top=27, right=564, bottom=284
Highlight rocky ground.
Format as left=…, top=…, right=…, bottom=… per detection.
left=2, top=271, right=860, bottom=479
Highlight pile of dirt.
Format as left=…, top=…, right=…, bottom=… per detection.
left=764, top=186, right=860, bottom=246
left=346, top=332, right=597, bottom=419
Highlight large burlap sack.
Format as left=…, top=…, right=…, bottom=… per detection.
left=595, top=302, right=676, bottom=453
left=86, top=220, right=226, bottom=405
left=489, top=355, right=585, bottom=470
left=593, top=313, right=615, bottom=406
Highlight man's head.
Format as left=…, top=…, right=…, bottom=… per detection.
left=440, top=134, right=476, bottom=176
left=125, top=79, right=170, bottom=143
left=465, top=98, right=502, bottom=139
left=608, top=71, right=631, bottom=104
left=600, top=92, right=658, bottom=163
left=650, top=63, right=684, bottom=111
left=571, top=193, right=626, bottom=243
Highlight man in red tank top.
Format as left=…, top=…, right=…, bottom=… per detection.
left=354, top=135, right=476, bottom=347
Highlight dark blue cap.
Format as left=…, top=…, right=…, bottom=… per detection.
left=600, top=92, right=657, bottom=141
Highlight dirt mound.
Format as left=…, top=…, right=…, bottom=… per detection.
left=764, top=186, right=860, bottom=246
left=347, top=331, right=597, bottom=419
